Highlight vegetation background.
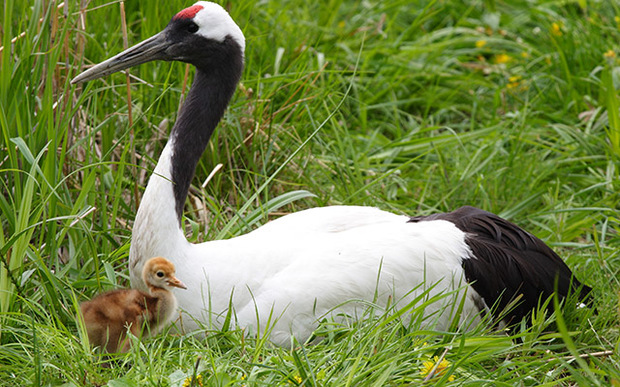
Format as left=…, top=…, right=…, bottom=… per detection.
left=1, top=0, right=618, bottom=385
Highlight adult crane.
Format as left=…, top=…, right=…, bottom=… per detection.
left=72, top=1, right=591, bottom=347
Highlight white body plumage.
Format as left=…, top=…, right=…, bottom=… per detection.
left=130, top=142, right=482, bottom=346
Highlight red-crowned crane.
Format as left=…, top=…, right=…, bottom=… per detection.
left=72, top=1, right=591, bottom=347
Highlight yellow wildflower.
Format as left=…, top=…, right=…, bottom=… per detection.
left=420, top=356, right=455, bottom=381
left=520, top=51, right=530, bottom=58
left=338, top=21, right=345, bottom=29
left=291, top=375, right=302, bottom=384
left=493, top=53, right=511, bottom=64
left=182, top=374, right=204, bottom=387
left=475, top=40, right=487, bottom=48
left=604, top=50, right=616, bottom=58
left=507, top=75, right=522, bottom=89
left=615, top=16, right=620, bottom=24
left=551, top=22, right=562, bottom=36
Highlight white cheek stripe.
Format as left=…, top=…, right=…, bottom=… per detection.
left=192, top=1, right=246, bottom=53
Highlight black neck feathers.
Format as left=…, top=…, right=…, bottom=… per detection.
left=169, top=38, right=243, bottom=225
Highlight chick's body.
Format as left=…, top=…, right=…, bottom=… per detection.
left=80, top=257, right=186, bottom=353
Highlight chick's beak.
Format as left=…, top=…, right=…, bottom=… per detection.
left=167, top=276, right=187, bottom=289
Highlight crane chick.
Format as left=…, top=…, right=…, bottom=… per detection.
left=80, top=257, right=187, bottom=353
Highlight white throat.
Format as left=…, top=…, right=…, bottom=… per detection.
left=129, top=141, right=189, bottom=290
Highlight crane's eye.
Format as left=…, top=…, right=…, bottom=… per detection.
left=156, top=271, right=165, bottom=278
left=187, top=22, right=199, bottom=33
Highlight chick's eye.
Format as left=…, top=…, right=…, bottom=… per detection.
left=156, top=271, right=164, bottom=278
left=187, top=22, right=199, bottom=33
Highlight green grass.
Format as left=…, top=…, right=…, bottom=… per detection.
left=1, top=0, right=619, bottom=385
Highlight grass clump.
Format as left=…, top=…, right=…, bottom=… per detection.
left=1, top=0, right=619, bottom=385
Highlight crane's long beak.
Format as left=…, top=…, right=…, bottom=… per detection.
left=71, top=31, right=169, bottom=84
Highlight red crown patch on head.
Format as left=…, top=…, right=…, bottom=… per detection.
left=173, top=4, right=204, bottom=20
